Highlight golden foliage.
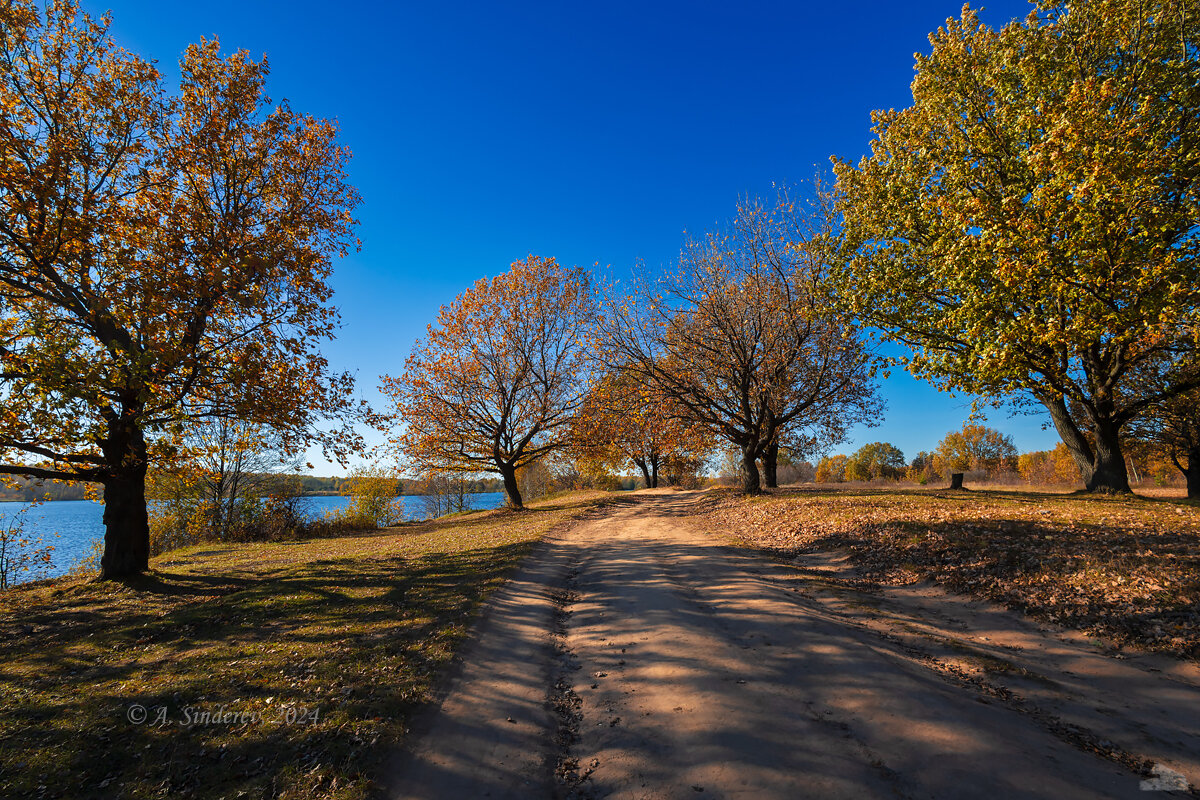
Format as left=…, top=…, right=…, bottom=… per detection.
left=381, top=255, right=593, bottom=509
left=0, top=2, right=368, bottom=575
left=570, top=368, right=710, bottom=487
left=833, top=0, right=1200, bottom=492
left=932, top=423, right=1019, bottom=477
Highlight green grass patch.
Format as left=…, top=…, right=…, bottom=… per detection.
left=0, top=491, right=603, bottom=799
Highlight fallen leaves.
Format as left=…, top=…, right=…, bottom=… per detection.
left=706, top=487, right=1200, bottom=659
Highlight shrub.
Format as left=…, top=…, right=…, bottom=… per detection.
left=0, top=508, right=55, bottom=590
left=907, top=451, right=939, bottom=484
left=339, top=466, right=404, bottom=528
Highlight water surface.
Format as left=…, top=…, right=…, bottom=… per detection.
left=1, top=491, right=507, bottom=583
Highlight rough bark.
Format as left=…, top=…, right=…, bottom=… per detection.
left=650, top=455, right=660, bottom=489
left=1185, top=445, right=1200, bottom=501
left=741, top=443, right=762, bottom=495
left=1042, top=396, right=1131, bottom=493
left=499, top=463, right=524, bottom=510
left=99, top=416, right=150, bottom=580
left=1086, top=420, right=1132, bottom=493
left=634, top=458, right=652, bottom=489
left=763, top=440, right=779, bottom=489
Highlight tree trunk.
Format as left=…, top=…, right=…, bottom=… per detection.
left=949, top=472, right=964, bottom=490
left=741, top=443, right=762, bottom=495
left=1185, top=445, right=1200, bottom=500
left=763, top=440, right=779, bottom=489
left=650, top=455, right=660, bottom=489
left=99, top=416, right=150, bottom=580
left=1086, top=420, right=1131, bottom=493
left=1042, top=396, right=1131, bottom=493
left=634, top=458, right=652, bottom=489
left=498, top=463, right=524, bottom=509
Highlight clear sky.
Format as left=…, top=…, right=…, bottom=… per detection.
left=95, top=0, right=1057, bottom=473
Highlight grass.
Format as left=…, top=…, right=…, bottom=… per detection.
left=0, top=491, right=604, bottom=800
left=706, top=485, right=1200, bottom=659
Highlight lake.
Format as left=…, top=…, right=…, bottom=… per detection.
left=0, top=492, right=507, bottom=583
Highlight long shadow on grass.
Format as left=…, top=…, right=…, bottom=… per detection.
left=0, top=534, right=543, bottom=799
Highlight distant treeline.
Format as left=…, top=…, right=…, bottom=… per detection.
left=296, top=475, right=506, bottom=496
left=0, top=474, right=510, bottom=502
left=0, top=477, right=92, bottom=502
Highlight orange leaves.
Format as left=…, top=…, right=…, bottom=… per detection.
left=0, top=0, right=368, bottom=488
left=381, top=256, right=594, bottom=496
left=570, top=368, right=710, bottom=475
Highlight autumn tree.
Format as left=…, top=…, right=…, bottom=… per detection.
left=0, top=3, right=366, bottom=578
left=1017, top=443, right=1081, bottom=486
left=382, top=256, right=593, bottom=509
left=933, top=423, right=1019, bottom=477
left=844, top=441, right=905, bottom=481
left=907, top=451, right=939, bottom=483
left=1126, top=390, right=1200, bottom=498
left=149, top=418, right=303, bottom=542
left=833, top=1, right=1200, bottom=493
left=571, top=369, right=710, bottom=488
left=814, top=454, right=848, bottom=483
left=600, top=187, right=879, bottom=494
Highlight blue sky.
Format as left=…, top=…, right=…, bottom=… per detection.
left=97, top=0, right=1057, bottom=473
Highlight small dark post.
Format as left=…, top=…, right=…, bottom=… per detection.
left=949, top=472, right=964, bottom=490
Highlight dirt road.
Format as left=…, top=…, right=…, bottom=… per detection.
left=386, top=491, right=1200, bottom=799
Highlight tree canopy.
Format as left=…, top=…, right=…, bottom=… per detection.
left=570, top=368, right=710, bottom=488
left=600, top=188, right=880, bottom=494
left=381, top=255, right=593, bottom=509
left=845, top=442, right=906, bottom=481
left=833, top=0, right=1200, bottom=493
left=0, top=2, right=366, bottom=577
left=933, top=423, right=1019, bottom=476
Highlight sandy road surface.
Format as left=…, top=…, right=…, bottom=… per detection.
left=386, top=491, right=1200, bottom=799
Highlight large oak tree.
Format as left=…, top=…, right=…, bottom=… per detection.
left=382, top=256, right=593, bottom=509
left=601, top=189, right=879, bottom=494
left=0, top=3, right=366, bottom=577
left=833, top=0, right=1200, bottom=493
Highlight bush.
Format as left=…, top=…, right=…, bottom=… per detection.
left=777, top=461, right=815, bottom=484
left=147, top=467, right=404, bottom=558
left=338, top=466, right=404, bottom=528
left=0, top=508, right=55, bottom=590
left=907, top=451, right=939, bottom=484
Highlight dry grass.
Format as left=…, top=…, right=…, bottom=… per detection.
left=706, top=485, right=1200, bottom=659
left=0, top=491, right=604, bottom=800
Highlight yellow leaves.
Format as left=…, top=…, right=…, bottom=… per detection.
left=0, top=0, right=367, bottom=483
left=835, top=0, right=1200, bottom=434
